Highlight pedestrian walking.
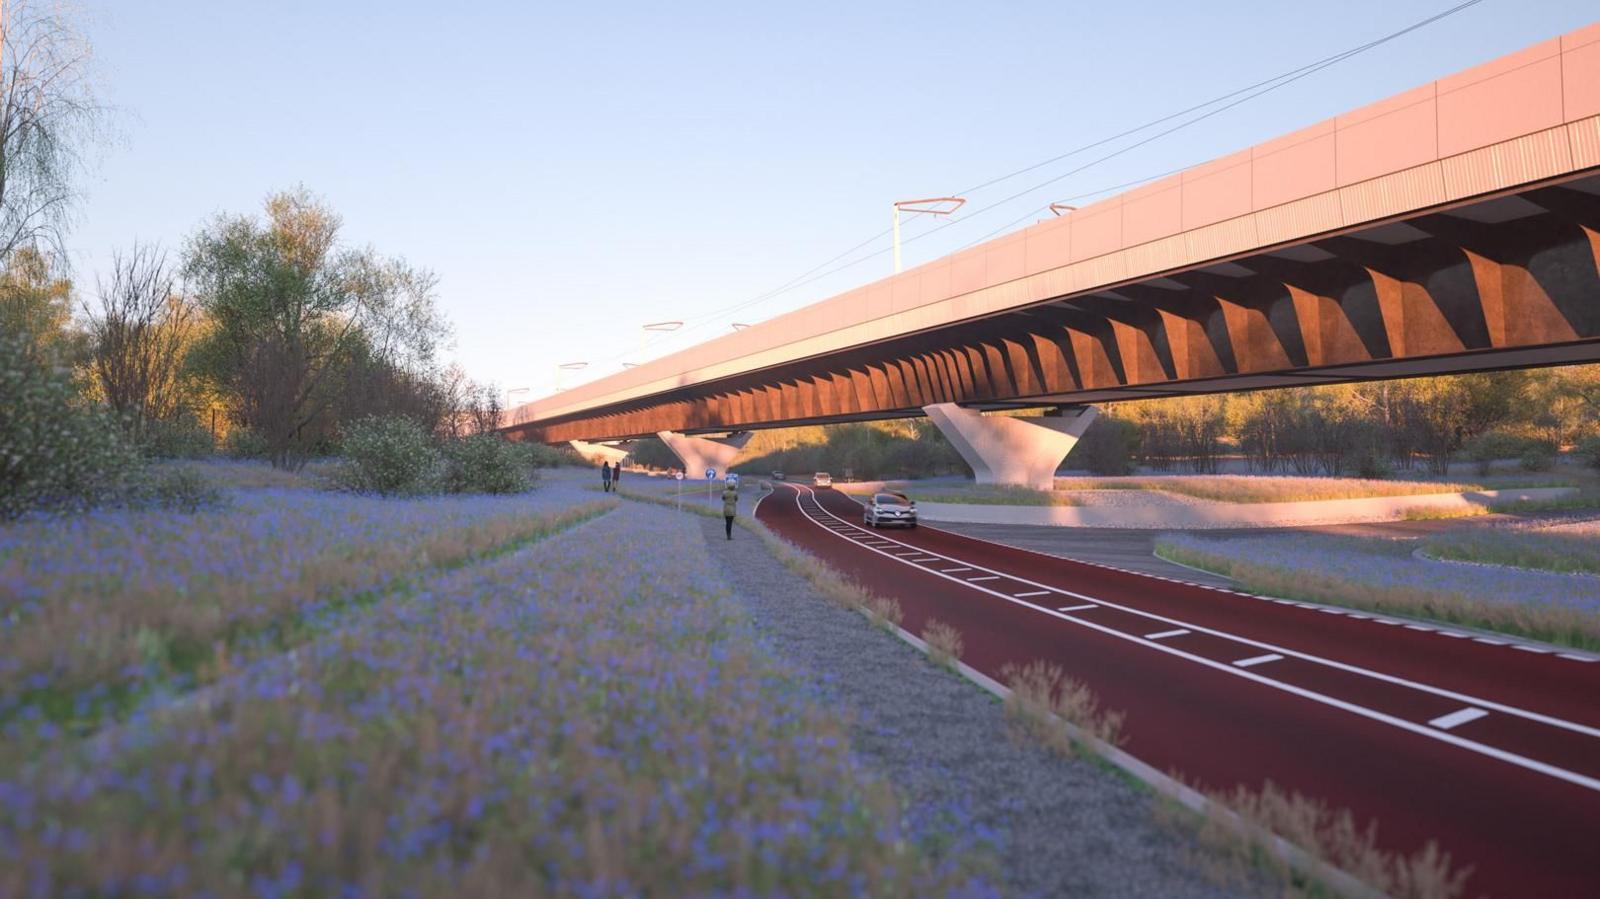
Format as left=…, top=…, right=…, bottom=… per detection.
left=612, top=462, right=622, bottom=486
left=721, top=482, right=738, bottom=540
left=601, top=461, right=613, bottom=492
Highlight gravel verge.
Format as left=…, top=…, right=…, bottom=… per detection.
left=694, top=513, right=1253, bottom=898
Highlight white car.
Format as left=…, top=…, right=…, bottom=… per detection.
left=863, top=492, right=917, bottom=529
left=813, top=472, right=832, bottom=488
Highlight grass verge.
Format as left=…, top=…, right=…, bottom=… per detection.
left=1422, top=526, right=1600, bottom=577
left=1154, top=540, right=1600, bottom=652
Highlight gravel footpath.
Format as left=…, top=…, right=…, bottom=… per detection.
left=694, top=513, right=1254, bottom=898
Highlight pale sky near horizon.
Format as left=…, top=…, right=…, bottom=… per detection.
left=67, top=1, right=1597, bottom=401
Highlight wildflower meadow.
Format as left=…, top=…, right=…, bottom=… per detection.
left=0, top=473, right=995, bottom=896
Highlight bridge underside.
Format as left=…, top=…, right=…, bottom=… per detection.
left=514, top=173, right=1600, bottom=444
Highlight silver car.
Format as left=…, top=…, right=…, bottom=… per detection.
left=863, top=492, right=918, bottom=529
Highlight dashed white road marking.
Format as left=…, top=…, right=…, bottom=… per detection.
left=943, top=567, right=972, bottom=574
left=1430, top=707, right=1489, bottom=730
left=1145, top=628, right=1191, bottom=640
left=1234, top=653, right=1285, bottom=668
left=1014, top=590, right=1051, bottom=598
left=1057, top=604, right=1098, bottom=612
left=968, top=575, right=1000, bottom=583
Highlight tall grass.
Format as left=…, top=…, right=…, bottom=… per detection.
left=1159, top=779, right=1471, bottom=899
left=999, top=661, right=1125, bottom=758
left=921, top=619, right=964, bottom=670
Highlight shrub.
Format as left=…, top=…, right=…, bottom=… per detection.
left=1518, top=441, right=1557, bottom=472
left=440, top=434, right=533, bottom=494
left=338, top=415, right=440, bottom=496
left=223, top=426, right=270, bottom=460
left=1463, top=432, right=1526, bottom=476
left=126, top=465, right=225, bottom=513
left=1577, top=437, right=1600, bottom=472
left=0, top=333, right=141, bottom=519
left=140, top=412, right=215, bottom=459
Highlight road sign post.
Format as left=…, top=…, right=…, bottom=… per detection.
left=705, top=467, right=715, bottom=503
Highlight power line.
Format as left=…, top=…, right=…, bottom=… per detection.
left=592, top=0, right=1488, bottom=371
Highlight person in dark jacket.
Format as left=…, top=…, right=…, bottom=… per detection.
left=601, top=461, right=613, bottom=492
left=721, top=482, right=738, bottom=539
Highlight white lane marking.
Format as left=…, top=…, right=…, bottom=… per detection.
left=1014, top=590, right=1051, bottom=598
left=1475, top=638, right=1508, bottom=645
left=968, top=575, right=1000, bottom=582
left=943, top=567, right=972, bottom=574
left=911, top=556, right=940, bottom=562
left=1145, top=628, right=1191, bottom=640
left=1514, top=645, right=1552, bottom=654
left=783, top=486, right=1600, bottom=786
left=1404, top=624, right=1434, bottom=632
left=1234, top=653, right=1284, bottom=668
left=1430, top=707, right=1489, bottom=730
left=1057, top=604, right=1098, bottom=612
left=1558, top=653, right=1597, bottom=662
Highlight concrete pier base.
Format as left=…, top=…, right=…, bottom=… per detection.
left=657, top=431, right=752, bottom=479
left=923, top=404, right=1098, bottom=491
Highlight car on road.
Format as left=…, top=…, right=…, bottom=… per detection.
left=771, top=471, right=786, bottom=481
left=863, top=492, right=917, bottom=529
left=813, top=472, right=833, bottom=488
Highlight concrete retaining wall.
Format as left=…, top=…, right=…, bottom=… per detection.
left=917, top=487, right=1577, bottom=529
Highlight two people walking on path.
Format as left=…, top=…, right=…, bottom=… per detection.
left=599, top=461, right=622, bottom=492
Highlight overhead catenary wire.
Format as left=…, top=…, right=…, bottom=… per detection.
left=586, top=0, right=1488, bottom=372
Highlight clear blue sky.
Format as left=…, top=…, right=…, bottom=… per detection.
left=69, top=1, right=1597, bottom=400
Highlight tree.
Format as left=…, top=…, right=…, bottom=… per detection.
left=84, top=243, right=200, bottom=443
left=0, top=0, right=105, bottom=260
left=0, top=243, right=76, bottom=364
left=184, top=188, right=447, bottom=469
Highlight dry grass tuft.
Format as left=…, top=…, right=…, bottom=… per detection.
left=1159, top=778, right=1472, bottom=899
left=999, top=661, right=1124, bottom=758
left=865, top=596, right=904, bottom=631
left=921, top=619, right=963, bottom=670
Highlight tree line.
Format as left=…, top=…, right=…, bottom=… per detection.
left=4, top=187, right=505, bottom=469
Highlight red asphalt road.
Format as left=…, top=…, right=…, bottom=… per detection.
left=755, top=483, right=1600, bottom=898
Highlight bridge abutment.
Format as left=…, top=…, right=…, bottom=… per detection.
left=569, top=440, right=633, bottom=466
left=657, top=431, right=752, bottom=479
left=923, top=403, right=1098, bottom=491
